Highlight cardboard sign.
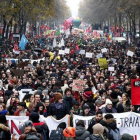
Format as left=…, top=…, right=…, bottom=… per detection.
left=18, top=61, right=28, bottom=68
left=72, top=80, right=86, bottom=91
left=79, top=50, right=85, bottom=55
left=101, top=48, right=107, bottom=53
left=86, top=52, right=93, bottom=58
left=65, top=49, right=70, bottom=54
left=127, top=50, right=134, bottom=57
left=96, top=53, right=102, bottom=59
left=59, top=50, right=65, bottom=55
left=98, top=58, right=108, bottom=69
left=13, top=69, right=24, bottom=76
left=131, top=79, right=140, bottom=105
left=108, top=67, right=114, bottom=72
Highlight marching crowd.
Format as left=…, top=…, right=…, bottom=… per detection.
left=0, top=32, right=138, bottom=140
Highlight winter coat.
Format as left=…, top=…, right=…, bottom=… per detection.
left=85, top=135, right=104, bottom=140
left=19, top=126, right=42, bottom=140
left=33, top=122, right=49, bottom=140
left=75, top=125, right=90, bottom=140
left=63, top=95, right=75, bottom=112
left=49, top=102, right=69, bottom=120
left=0, top=124, right=11, bottom=140
left=101, top=107, right=117, bottom=113
left=14, top=109, right=30, bottom=116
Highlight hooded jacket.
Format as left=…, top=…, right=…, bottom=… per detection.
left=75, top=125, right=90, bottom=140
left=19, top=126, right=42, bottom=140
left=33, top=122, right=49, bottom=140
left=0, top=124, right=11, bottom=140
left=85, top=123, right=104, bottom=140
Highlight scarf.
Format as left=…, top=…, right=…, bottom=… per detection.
left=54, top=102, right=63, bottom=109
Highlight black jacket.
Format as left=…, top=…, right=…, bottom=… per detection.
left=33, top=122, right=49, bottom=140
left=0, top=124, right=11, bottom=140
left=49, top=102, right=69, bottom=120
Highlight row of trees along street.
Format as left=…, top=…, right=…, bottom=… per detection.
left=0, top=0, right=71, bottom=40
left=79, top=0, right=140, bottom=39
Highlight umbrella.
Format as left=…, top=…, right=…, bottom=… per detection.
left=33, top=48, right=42, bottom=52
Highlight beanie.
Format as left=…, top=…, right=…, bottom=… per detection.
left=55, top=92, right=63, bottom=102
left=29, top=112, right=39, bottom=123
left=83, top=91, right=92, bottom=99
left=95, top=99, right=102, bottom=106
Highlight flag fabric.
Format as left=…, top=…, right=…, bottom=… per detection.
left=19, top=35, right=28, bottom=50
left=39, top=38, right=43, bottom=46
left=55, top=29, right=60, bottom=36
left=14, top=42, right=18, bottom=51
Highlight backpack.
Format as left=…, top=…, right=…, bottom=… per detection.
left=0, top=130, right=6, bottom=139
left=110, top=129, right=121, bottom=140
left=20, top=132, right=42, bottom=140
left=25, top=132, right=41, bottom=140
left=50, top=128, right=63, bottom=140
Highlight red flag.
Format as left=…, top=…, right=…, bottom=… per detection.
left=14, top=42, right=18, bottom=51
left=131, top=79, right=140, bottom=105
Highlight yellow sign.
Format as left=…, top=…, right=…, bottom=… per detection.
left=98, top=58, right=108, bottom=70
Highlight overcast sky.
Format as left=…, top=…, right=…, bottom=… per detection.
left=66, top=0, right=81, bottom=18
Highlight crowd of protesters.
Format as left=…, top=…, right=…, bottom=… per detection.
left=0, top=32, right=139, bottom=140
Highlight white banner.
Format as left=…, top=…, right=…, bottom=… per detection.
left=5, top=112, right=140, bottom=140
left=73, top=112, right=140, bottom=140
left=45, top=115, right=70, bottom=133
left=73, top=115, right=94, bottom=129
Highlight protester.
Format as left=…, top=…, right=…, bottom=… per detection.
left=0, top=114, right=11, bottom=140
left=14, top=102, right=30, bottom=116
left=87, top=110, right=103, bottom=134
left=29, top=112, right=49, bottom=140
left=85, top=123, right=105, bottom=140
left=75, top=120, right=90, bottom=140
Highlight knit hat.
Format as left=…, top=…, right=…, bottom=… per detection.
left=95, top=99, right=102, bottom=106
left=121, top=133, right=133, bottom=140
left=29, top=112, right=39, bottom=123
left=105, top=99, right=112, bottom=105
left=63, top=127, right=75, bottom=137
left=110, top=91, right=118, bottom=99
left=55, top=92, right=63, bottom=102
left=93, top=123, right=104, bottom=135
left=83, top=104, right=90, bottom=110
left=83, top=91, right=92, bottom=99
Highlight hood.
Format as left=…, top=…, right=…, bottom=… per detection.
left=24, top=126, right=36, bottom=134
left=104, top=118, right=117, bottom=130
left=121, top=133, right=133, bottom=140
left=33, top=122, right=45, bottom=132
left=90, top=134, right=103, bottom=140
left=93, top=123, right=104, bottom=135
left=75, top=126, right=85, bottom=136
left=0, top=124, right=9, bottom=131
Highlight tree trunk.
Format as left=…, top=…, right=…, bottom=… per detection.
left=2, top=17, right=6, bottom=41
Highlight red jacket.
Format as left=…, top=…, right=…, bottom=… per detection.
left=14, top=109, right=30, bottom=116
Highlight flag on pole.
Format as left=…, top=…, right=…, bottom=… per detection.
left=53, top=38, right=57, bottom=48
left=55, top=29, right=60, bottom=36
left=19, top=35, right=28, bottom=50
